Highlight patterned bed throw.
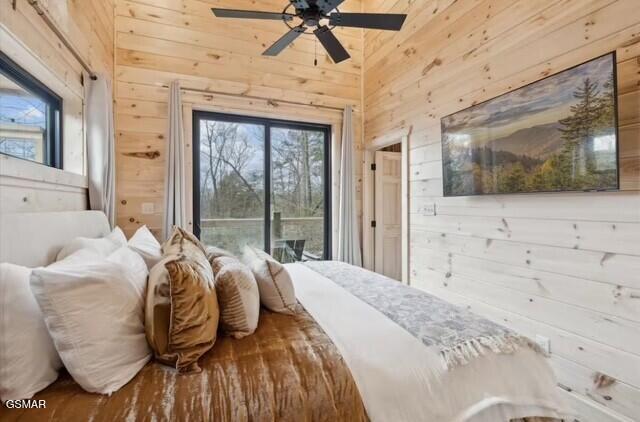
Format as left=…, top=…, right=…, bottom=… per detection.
left=303, top=261, right=543, bottom=369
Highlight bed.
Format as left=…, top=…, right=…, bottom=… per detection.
left=0, top=211, right=573, bottom=421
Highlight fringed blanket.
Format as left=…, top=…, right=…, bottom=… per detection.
left=288, top=263, right=571, bottom=422
left=302, top=261, right=543, bottom=370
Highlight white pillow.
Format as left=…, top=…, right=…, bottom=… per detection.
left=128, top=225, right=162, bottom=269
left=30, top=246, right=151, bottom=395
left=56, top=227, right=126, bottom=262
left=0, top=264, right=62, bottom=401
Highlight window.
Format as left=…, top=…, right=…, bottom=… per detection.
left=0, top=51, right=62, bottom=167
left=193, top=111, right=331, bottom=263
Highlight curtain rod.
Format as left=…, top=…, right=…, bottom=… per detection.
left=173, top=85, right=354, bottom=113
left=26, top=0, right=97, bottom=81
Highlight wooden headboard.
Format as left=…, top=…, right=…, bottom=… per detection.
left=0, top=211, right=110, bottom=267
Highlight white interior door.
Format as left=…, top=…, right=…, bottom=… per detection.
left=374, top=151, right=402, bottom=281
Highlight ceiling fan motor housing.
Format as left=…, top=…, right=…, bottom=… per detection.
left=301, top=8, right=323, bottom=27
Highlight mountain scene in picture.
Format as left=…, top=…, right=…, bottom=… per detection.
left=441, top=53, right=618, bottom=196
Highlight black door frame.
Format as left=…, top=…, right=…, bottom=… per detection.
left=192, top=111, right=332, bottom=259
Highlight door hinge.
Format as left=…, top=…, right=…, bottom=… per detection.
left=371, top=163, right=376, bottom=171
left=371, top=220, right=377, bottom=228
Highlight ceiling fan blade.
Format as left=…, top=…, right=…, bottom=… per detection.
left=329, top=13, right=407, bottom=30
left=289, top=0, right=310, bottom=9
left=263, top=26, right=306, bottom=56
left=314, top=26, right=350, bottom=64
left=211, top=8, right=295, bottom=21
left=316, top=0, right=345, bottom=14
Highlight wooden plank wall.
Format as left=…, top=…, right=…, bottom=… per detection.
left=362, top=1, right=640, bottom=421
left=113, top=0, right=364, bottom=239
left=0, top=0, right=115, bottom=212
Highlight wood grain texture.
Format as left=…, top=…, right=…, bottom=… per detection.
left=0, top=154, right=88, bottom=213
left=363, top=1, right=640, bottom=420
left=114, top=0, right=364, bottom=239
left=7, top=1, right=640, bottom=419
left=0, top=0, right=114, bottom=212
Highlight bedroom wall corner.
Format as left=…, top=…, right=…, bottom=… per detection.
left=362, top=1, right=640, bottom=421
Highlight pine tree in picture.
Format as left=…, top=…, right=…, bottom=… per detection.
left=441, top=52, right=618, bottom=196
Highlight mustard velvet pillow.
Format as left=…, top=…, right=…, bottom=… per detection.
left=145, top=227, right=219, bottom=373
left=162, top=227, right=206, bottom=259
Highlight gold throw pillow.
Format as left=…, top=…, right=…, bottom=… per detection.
left=163, top=226, right=206, bottom=259
left=145, top=227, right=219, bottom=373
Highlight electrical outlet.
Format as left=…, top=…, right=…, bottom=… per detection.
left=535, top=335, right=551, bottom=356
left=141, top=203, right=155, bottom=215
left=423, top=203, right=436, bottom=216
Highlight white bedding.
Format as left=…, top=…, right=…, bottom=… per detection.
left=287, top=263, right=574, bottom=422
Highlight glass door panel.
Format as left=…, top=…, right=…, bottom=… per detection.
left=270, top=126, right=327, bottom=262
left=194, top=112, right=330, bottom=260
left=196, top=118, right=265, bottom=255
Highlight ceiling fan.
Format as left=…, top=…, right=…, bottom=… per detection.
left=211, top=0, right=407, bottom=64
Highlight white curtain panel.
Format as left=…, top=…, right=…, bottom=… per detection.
left=85, top=73, right=116, bottom=228
left=337, top=106, right=362, bottom=266
left=163, top=80, right=187, bottom=240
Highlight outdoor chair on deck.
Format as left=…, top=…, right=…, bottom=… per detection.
left=273, top=239, right=321, bottom=263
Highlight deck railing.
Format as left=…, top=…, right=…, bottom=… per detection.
left=199, top=214, right=324, bottom=257
left=200, top=216, right=323, bottom=226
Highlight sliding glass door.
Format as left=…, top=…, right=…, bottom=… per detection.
left=270, top=125, right=329, bottom=261
left=193, top=111, right=331, bottom=262
left=193, top=116, right=266, bottom=253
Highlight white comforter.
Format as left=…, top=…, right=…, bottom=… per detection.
left=287, top=263, right=574, bottom=422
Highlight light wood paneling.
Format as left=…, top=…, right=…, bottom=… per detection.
left=114, top=0, right=364, bottom=238
left=0, top=154, right=87, bottom=213
left=364, top=1, right=640, bottom=420
left=0, top=0, right=115, bottom=213
left=37, top=0, right=115, bottom=77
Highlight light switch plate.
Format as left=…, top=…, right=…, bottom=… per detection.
left=141, top=202, right=155, bottom=214
left=423, top=203, right=436, bottom=216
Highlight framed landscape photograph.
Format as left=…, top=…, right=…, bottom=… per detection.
left=441, top=52, right=619, bottom=197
